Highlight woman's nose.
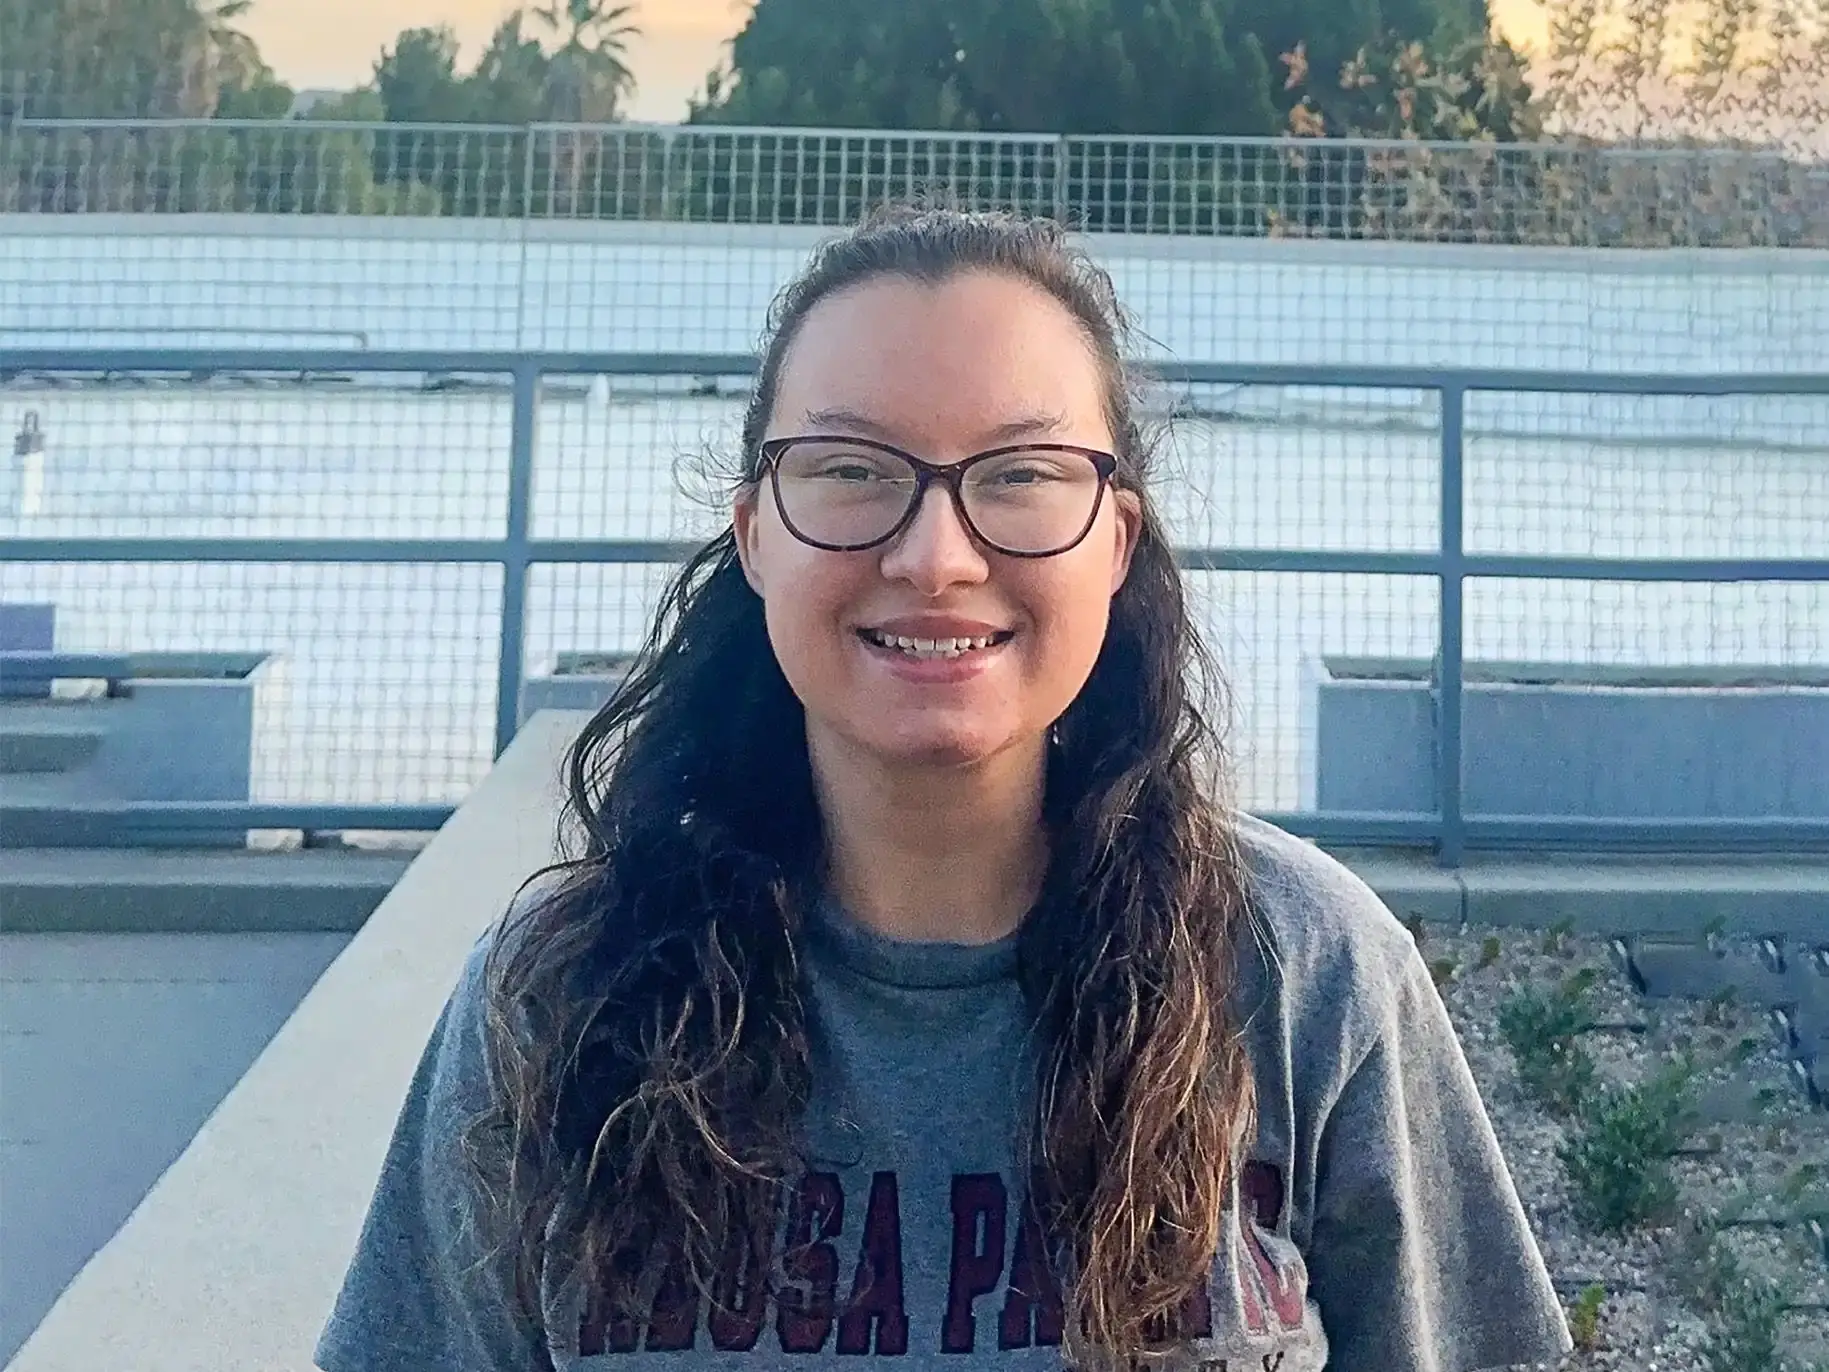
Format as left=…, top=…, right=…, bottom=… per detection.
left=876, top=484, right=990, bottom=594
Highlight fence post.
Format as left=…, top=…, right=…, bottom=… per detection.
left=494, top=362, right=539, bottom=758
left=1436, top=384, right=1466, bottom=867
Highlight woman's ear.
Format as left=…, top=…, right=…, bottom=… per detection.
left=1109, top=488, right=1142, bottom=597
left=733, top=483, right=766, bottom=595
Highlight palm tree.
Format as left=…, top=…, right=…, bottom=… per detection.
left=160, top=0, right=265, bottom=115
left=202, top=0, right=267, bottom=96
left=528, top=0, right=641, bottom=215
left=530, top=0, right=641, bottom=122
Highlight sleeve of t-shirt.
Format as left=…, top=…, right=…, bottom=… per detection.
left=1305, top=953, right=1572, bottom=1372
left=315, top=930, right=553, bottom=1372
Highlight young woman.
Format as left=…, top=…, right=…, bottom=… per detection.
left=317, top=206, right=1571, bottom=1372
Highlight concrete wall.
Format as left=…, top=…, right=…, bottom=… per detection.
left=0, top=606, right=53, bottom=652
left=518, top=653, right=637, bottom=726
left=0, top=931, right=350, bottom=1365
left=3, top=216, right=1824, bottom=378
left=1309, top=658, right=1829, bottom=818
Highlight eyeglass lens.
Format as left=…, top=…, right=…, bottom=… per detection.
left=772, top=440, right=1105, bottom=554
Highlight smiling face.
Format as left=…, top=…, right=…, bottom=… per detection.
left=733, top=270, right=1141, bottom=773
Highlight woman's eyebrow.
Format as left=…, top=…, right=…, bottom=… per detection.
left=801, top=406, right=1070, bottom=444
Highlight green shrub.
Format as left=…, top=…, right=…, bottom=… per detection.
left=1498, top=969, right=1599, bottom=1116
left=1558, top=1062, right=1694, bottom=1233
left=1700, top=1269, right=1787, bottom=1372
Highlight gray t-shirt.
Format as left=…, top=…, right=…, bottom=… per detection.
left=316, top=814, right=1571, bottom=1372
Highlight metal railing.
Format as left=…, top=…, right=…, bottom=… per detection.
left=3, top=120, right=1827, bottom=246
left=4, top=348, right=1827, bottom=862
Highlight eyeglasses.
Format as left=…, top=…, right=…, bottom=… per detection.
left=756, top=435, right=1120, bottom=558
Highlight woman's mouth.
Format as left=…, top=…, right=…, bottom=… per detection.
left=857, top=627, right=1015, bottom=660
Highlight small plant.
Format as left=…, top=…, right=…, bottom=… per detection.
left=1558, top=1061, right=1694, bottom=1233
left=1428, top=956, right=1458, bottom=988
left=1403, top=915, right=1427, bottom=948
left=1477, top=935, right=1502, bottom=970
left=1699, top=1266, right=1787, bottom=1372
left=1542, top=917, right=1576, bottom=956
left=1567, top=1282, right=1607, bottom=1350
left=1498, top=969, right=1599, bottom=1116
left=1681, top=1224, right=1821, bottom=1372
left=1701, top=986, right=1739, bottom=1028
left=1672, top=1214, right=1731, bottom=1309
left=1781, top=1163, right=1823, bottom=1209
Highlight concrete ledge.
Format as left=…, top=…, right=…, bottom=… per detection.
left=1458, top=857, right=1829, bottom=938
left=0, top=848, right=414, bottom=933
left=1326, top=846, right=1829, bottom=938
left=1324, top=846, right=1465, bottom=926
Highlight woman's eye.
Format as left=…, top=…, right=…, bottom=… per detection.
left=992, top=465, right=1054, bottom=485
left=815, top=462, right=879, bottom=481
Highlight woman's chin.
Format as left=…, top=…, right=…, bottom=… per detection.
left=805, top=713, right=1004, bottom=770
left=865, top=722, right=1034, bottom=771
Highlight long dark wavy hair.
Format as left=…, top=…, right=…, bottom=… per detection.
left=465, top=203, right=1258, bottom=1371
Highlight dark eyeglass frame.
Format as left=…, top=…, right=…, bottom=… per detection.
left=756, top=434, right=1121, bottom=558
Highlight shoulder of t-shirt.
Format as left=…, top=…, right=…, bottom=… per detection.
left=442, top=870, right=569, bottom=1053
left=1230, top=811, right=1429, bottom=1062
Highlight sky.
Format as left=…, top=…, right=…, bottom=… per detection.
left=242, top=0, right=1551, bottom=124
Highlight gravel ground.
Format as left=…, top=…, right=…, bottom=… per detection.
left=1419, top=923, right=1829, bottom=1372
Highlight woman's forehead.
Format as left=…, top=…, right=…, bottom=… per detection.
left=771, top=273, right=1112, bottom=444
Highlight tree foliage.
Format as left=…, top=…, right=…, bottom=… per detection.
left=1531, top=0, right=1829, bottom=154
left=0, top=0, right=649, bottom=214
left=0, top=0, right=447, bottom=211
left=369, top=3, right=641, bottom=127
left=0, top=0, right=643, bottom=126
left=690, top=0, right=1491, bottom=134
left=0, top=0, right=284, bottom=118
left=0, top=0, right=1820, bottom=240
left=1281, top=30, right=1541, bottom=140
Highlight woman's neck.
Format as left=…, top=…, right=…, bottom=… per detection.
left=808, top=728, right=1049, bottom=946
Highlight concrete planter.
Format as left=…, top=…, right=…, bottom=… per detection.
left=1302, top=656, right=1829, bottom=819
left=0, top=604, right=54, bottom=652
left=518, top=651, right=639, bottom=728
left=0, top=651, right=288, bottom=848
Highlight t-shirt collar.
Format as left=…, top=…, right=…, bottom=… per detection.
left=809, top=893, right=1020, bottom=989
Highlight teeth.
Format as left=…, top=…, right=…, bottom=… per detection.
left=867, top=630, right=1001, bottom=658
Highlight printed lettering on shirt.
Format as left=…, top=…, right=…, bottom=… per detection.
left=576, top=1162, right=1308, bottom=1358
left=1237, top=1161, right=1306, bottom=1336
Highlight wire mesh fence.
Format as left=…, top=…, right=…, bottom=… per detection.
left=2, top=119, right=1825, bottom=842
left=4, top=363, right=1826, bottom=826
left=2, top=120, right=1826, bottom=246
